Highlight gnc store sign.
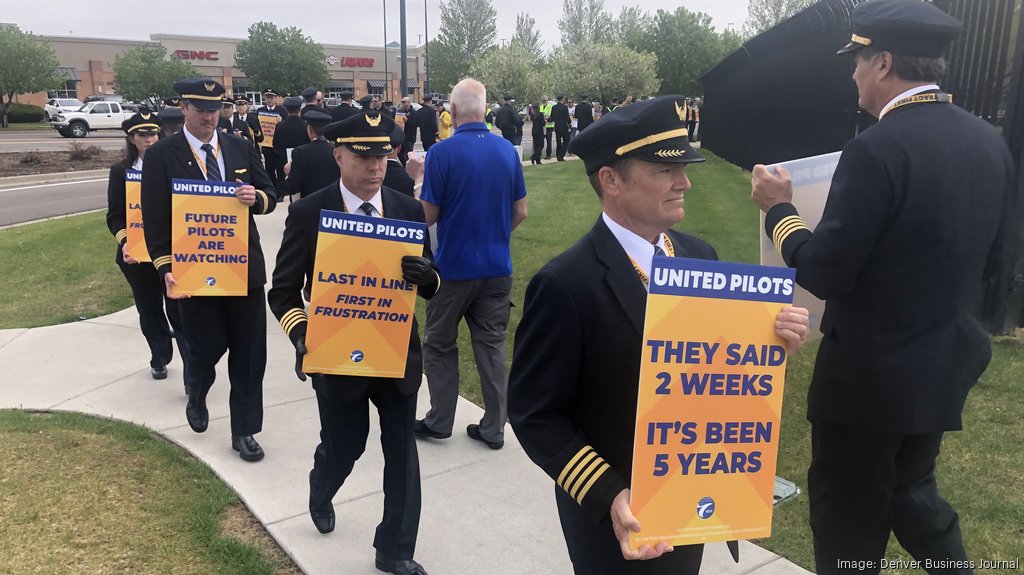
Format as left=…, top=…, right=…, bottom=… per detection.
left=174, top=49, right=220, bottom=61
left=325, top=55, right=374, bottom=68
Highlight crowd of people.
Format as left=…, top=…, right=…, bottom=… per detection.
left=100, top=1, right=1012, bottom=573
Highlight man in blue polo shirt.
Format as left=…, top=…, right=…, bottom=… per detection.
left=415, top=77, right=529, bottom=450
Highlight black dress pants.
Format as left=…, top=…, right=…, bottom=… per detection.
left=554, top=487, right=704, bottom=575
left=116, top=253, right=188, bottom=369
left=531, top=136, right=543, bottom=163
left=809, top=419, right=970, bottom=575
left=555, top=130, right=570, bottom=160
left=309, top=383, right=421, bottom=560
left=178, top=287, right=266, bottom=436
left=261, top=147, right=283, bottom=192
left=544, top=127, right=554, bottom=158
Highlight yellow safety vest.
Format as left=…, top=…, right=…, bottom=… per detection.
left=540, top=102, right=554, bottom=129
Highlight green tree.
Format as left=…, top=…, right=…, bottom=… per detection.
left=470, top=42, right=543, bottom=106
left=235, top=22, right=329, bottom=95
left=558, top=0, right=613, bottom=46
left=511, top=12, right=544, bottom=61
left=429, top=0, right=497, bottom=92
left=545, top=41, right=659, bottom=104
left=743, top=0, right=814, bottom=37
left=634, top=6, right=732, bottom=96
left=613, top=5, right=655, bottom=49
left=0, top=26, right=60, bottom=128
left=113, top=45, right=196, bottom=110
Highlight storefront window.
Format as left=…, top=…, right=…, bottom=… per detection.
left=49, top=80, right=78, bottom=99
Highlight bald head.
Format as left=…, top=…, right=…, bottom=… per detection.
left=450, top=77, right=486, bottom=126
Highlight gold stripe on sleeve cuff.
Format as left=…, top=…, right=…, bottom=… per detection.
left=154, top=255, right=173, bottom=268
left=557, top=445, right=611, bottom=504
left=279, top=308, right=308, bottom=335
left=574, top=462, right=611, bottom=504
left=256, top=189, right=269, bottom=214
left=115, top=229, right=127, bottom=243
left=772, top=215, right=805, bottom=247
left=775, top=218, right=810, bottom=248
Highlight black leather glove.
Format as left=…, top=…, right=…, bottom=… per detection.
left=294, top=336, right=307, bottom=382
left=401, top=255, right=437, bottom=288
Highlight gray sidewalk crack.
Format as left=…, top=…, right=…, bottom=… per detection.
left=0, top=329, right=30, bottom=351
left=47, top=367, right=152, bottom=409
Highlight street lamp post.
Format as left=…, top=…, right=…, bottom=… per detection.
left=400, top=0, right=408, bottom=97
left=423, top=0, right=430, bottom=97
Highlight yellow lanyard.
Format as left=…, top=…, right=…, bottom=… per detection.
left=188, top=139, right=220, bottom=180
left=629, top=235, right=675, bottom=288
left=882, top=92, right=949, bottom=118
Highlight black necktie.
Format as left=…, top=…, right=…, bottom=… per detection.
left=200, top=143, right=221, bottom=181
left=654, top=245, right=666, bottom=257
left=359, top=201, right=375, bottom=216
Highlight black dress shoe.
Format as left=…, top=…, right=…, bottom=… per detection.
left=309, top=505, right=335, bottom=534
left=185, top=396, right=208, bottom=433
left=466, top=424, right=503, bottom=450
left=232, top=435, right=265, bottom=462
left=412, top=419, right=451, bottom=440
left=375, top=551, right=428, bottom=575
left=150, top=365, right=167, bottom=380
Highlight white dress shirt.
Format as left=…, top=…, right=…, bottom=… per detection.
left=878, top=84, right=940, bottom=120
left=183, top=125, right=226, bottom=181
left=602, top=212, right=669, bottom=288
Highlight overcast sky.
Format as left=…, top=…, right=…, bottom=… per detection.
left=14, top=0, right=749, bottom=49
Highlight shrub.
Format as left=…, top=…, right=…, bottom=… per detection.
left=19, top=150, right=43, bottom=164
left=68, top=141, right=103, bottom=161
left=6, top=103, right=45, bottom=123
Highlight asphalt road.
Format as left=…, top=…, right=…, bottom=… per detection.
left=0, top=177, right=108, bottom=227
left=0, top=130, right=125, bottom=152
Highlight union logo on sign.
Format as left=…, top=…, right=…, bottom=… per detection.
left=325, top=55, right=339, bottom=66
left=351, top=350, right=364, bottom=362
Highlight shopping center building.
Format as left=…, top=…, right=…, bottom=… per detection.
left=20, top=32, right=427, bottom=108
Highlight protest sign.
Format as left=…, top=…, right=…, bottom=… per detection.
left=759, top=151, right=841, bottom=337
left=171, top=178, right=248, bottom=296
left=304, top=209, right=426, bottom=378
left=629, top=257, right=795, bottom=548
left=124, top=169, right=150, bottom=262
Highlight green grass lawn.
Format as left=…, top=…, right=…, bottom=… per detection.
left=0, top=411, right=300, bottom=574
left=0, top=212, right=133, bottom=329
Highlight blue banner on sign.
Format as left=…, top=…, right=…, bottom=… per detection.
left=125, top=169, right=142, bottom=182
left=650, top=257, right=796, bottom=304
left=171, top=178, right=239, bottom=197
left=318, top=209, right=427, bottom=245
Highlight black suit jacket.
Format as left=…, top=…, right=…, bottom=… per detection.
left=495, top=104, right=522, bottom=139
left=549, top=102, right=571, bottom=134
left=384, top=158, right=415, bottom=198
left=765, top=92, right=1014, bottom=433
left=106, top=162, right=131, bottom=249
left=330, top=102, right=359, bottom=123
left=413, top=106, right=437, bottom=146
left=232, top=113, right=264, bottom=146
left=575, top=101, right=594, bottom=131
left=286, top=138, right=337, bottom=199
left=509, top=218, right=717, bottom=524
left=273, top=116, right=309, bottom=155
left=268, top=181, right=439, bottom=402
left=141, top=130, right=277, bottom=287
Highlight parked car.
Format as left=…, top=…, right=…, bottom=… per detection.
left=43, top=98, right=83, bottom=121
left=50, top=100, right=134, bottom=138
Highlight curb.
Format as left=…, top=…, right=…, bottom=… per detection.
left=0, top=169, right=108, bottom=188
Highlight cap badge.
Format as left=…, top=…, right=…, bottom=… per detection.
left=674, top=101, right=686, bottom=122
left=366, top=114, right=382, bottom=127
left=141, top=113, right=151, bottom=120
left=204, top=82, right=215, bottom=92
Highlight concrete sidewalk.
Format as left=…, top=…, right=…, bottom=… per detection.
left=0, top=206, right=811, bottom=575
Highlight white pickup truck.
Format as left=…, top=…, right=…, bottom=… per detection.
left=50, top=101, right=134, bottom=138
